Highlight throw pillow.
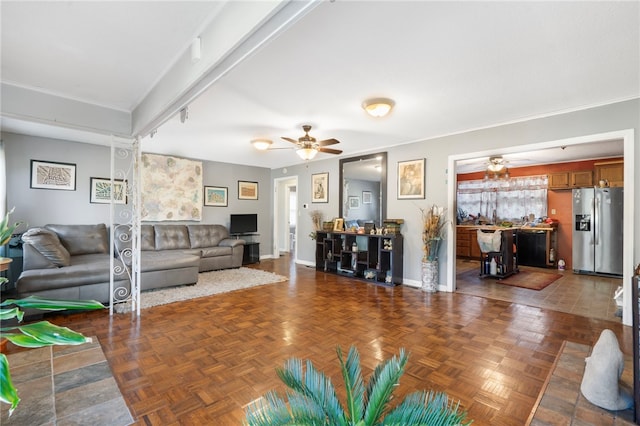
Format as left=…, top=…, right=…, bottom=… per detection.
left=21, top=228, right=71, bottom=267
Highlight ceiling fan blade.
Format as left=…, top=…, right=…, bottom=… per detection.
left=318, top=138, right=340, bottom=146
left=319, top=147, right=343, bottom=155
left=281, top=137, right=299, bottom=144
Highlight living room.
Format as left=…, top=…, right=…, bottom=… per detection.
left=1, top=1, right=640, bottom=424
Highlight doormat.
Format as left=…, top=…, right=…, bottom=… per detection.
left=457, top=268, right=562, bottom=291
left=497, top=270, right=562, bottom=290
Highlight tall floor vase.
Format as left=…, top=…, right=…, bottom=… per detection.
left=421, top=260, right=438, bottom=292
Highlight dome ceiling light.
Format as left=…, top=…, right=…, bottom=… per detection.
left=362, top=98, right=395, bottom=118
left=251, top=139, right=273, bottom=150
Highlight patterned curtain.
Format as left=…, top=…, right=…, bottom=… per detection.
left=457, top=175, right=548, bottom=221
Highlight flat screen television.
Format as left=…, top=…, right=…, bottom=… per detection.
left=230, top=214, right=258, bottom=235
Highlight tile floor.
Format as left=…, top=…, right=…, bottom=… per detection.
left=0, top=337, right=133, bottom=426
left=530, top=341, right=634, bottom=425
left=456, top=259, right=623, bottom=322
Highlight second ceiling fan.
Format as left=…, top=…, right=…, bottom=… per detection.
left=282, top=125, right=343, bottom=160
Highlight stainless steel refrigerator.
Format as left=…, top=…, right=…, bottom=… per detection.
left=572, top=187, right=623, bottom=276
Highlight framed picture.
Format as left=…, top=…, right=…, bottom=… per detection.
left=333, top=218, right=344, bottom=232
left=311, top=172, right=329, bottom=203
left=397, top=158, right=425, bottom=199
left=90, top=177, right=127, bottom=204
left=204, top=186, right=228, bottom=207
left=30, top=160, right=76, bottom=191
left=362, top=191, right=372, bottom=204
left=238, top=180, right=258, bottom=200
left=348, top=196, right=360, bottom=209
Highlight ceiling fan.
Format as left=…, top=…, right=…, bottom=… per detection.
left=282, top=125, right=343, bottom=160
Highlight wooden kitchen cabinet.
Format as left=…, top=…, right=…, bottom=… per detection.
left=548, top=172, right=570, bottom=189
left=571, top=170, right=593, bottom=187
left=594, top=160, right=623, bottom=187
left=456, top=227, right=470, bottom=257
left=456, top=227, right=482, bottom=260
left=548, top=170, right=592, bottom=189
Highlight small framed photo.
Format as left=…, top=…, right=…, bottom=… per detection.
left=311, top=172, right=329, bottom=203
left=238, top=180, right=258, bottom=200
left=204, top=186, right=228, bottom=207
left=397, top=158, right=425, bottom=199
left=333, top=218, right=344, bottom=232
left=362, top=191, right=372, bottom=204
left=348, top=196, right=360, bottom=209
left=90, top=177, right=127, bottom=204
left=30, top=160, right=76, bottom=191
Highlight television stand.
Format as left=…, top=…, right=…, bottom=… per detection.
left=233, top=234, right=260, bottom=264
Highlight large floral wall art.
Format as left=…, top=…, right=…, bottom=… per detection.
left=141, top=153, right=202, bottom=221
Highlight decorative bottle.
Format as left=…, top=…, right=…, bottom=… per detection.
left=490, top=257, right=497, bottom=275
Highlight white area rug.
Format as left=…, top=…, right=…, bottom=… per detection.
left=115, top=267, right=287, bottom=312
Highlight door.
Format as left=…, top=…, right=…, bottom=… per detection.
left=572, top=188, right=594, bottom=272
left=595, top=187, right=623, bottom=275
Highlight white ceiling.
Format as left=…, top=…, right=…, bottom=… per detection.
left=1, top=1, right=637, bottom=171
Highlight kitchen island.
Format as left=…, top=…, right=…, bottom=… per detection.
left=457, top=224, right=558, bottom=269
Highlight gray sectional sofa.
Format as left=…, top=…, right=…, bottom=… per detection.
left=16, top=223, right=245, bottom=303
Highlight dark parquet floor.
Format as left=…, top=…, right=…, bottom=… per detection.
left=12, top=255, right=631, bottom=425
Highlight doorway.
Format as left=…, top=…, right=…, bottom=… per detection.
left=447, top=130, right=635, bottom=325
left=273, top=176, right=298, bottom=260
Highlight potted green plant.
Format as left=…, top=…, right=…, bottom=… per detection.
left=0, top=209, right=105, bottom=416
left=245, top=345, right=471, bottom=425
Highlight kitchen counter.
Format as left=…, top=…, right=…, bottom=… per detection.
left=457, top=224, right=558, bottom=267
left=457, top=224, right=557, bottom=231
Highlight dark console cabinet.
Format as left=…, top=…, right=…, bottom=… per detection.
left=243, top=242, right=260, bottom=265
left=315, top=231, right=403, bottom=286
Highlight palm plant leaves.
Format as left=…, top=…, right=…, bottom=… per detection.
left=244, top=346, right=471, bottom=426
left=276, top=358, right=346, bottom=425
left=383, top=391, right=470, bottom=425
left=337, top=345, right=365, bottom=422
left=363, top=348, right=408, bottom=424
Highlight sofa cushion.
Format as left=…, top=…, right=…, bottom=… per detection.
left=154, top=225, right=191, bottom=250
left=139, top=251, right=200, bottom=273
left=187, top=224, right=228, bottom=249
left=45, top=224, right=109, bottom=255
left=18, top=253, right=122, bottom=292
left=201, top=246, right=232, bottom=258
left=113, top=224, right=155, bottom=254
left=21, top=228, right=71, bottom=267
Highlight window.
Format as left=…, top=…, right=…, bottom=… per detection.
left=457, top=175, right=548, bottom=222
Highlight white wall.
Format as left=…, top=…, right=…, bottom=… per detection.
left=4, top=132, right=274, bottom=256
left=283, top=99, right=639, bottom=291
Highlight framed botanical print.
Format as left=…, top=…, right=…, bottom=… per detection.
left=238, top=181, right=258, bottom=200
left=30, top=160, right=76, bottom=191
left=204, top=186, right=228, bottom=207
left=348, top=196, right=360, bottom=209
left=311, top=172, right=329, bottom=203
left=90, top=177, right=127, bottom=204
left=397, top=158, right=425, bottom=199
left=362, top=191, right=372, bottom=204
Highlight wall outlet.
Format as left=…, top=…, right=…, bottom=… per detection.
left=551, top=208, right=556, bottom=215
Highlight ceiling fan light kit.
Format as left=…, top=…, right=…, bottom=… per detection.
left=251, top=139, right=272, bottom=150
left=485, top=155, right=509, bottom=179
left=281, top=125, right=343, bottom=160
left=296, top=147, right=319, bottom=160
left=362, top=97, right=395, bottom=118
left=487, top=155, right=506, bottom=172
